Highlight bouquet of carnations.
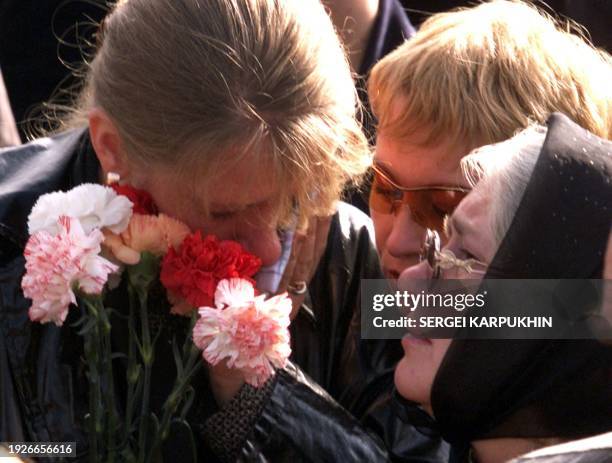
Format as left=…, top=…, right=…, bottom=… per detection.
left=21, top=183, right=292, bottom=462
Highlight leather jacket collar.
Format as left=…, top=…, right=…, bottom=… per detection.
left=0, top=128, right=97, bottom=248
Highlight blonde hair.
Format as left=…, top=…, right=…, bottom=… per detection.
left=58, top=0, right=370, bottom=226
left=368, top=0, right=612, bottom=147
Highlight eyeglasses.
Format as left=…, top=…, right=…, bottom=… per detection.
left=369, top=165, right=470, bottom=232
left=420, top=229, right=488, bottom=279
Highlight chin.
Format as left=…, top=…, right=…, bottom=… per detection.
left=394, top=356, right=430, bottom=406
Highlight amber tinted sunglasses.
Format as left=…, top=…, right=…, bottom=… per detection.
left=369, top=165, right=470, bottom=232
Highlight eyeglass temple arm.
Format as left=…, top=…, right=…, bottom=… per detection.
left=435, top=249, right=487, bottom=274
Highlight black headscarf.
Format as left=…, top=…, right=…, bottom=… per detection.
left=430, top=113, right=612, bottom=446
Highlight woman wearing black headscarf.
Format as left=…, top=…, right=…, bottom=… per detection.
left=396, top=113, right=612, bottom=463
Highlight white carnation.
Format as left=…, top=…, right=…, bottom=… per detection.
left=28, top=183, right=133, bottom=236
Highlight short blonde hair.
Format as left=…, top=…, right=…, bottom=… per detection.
left=58, top=0, right=370, bottom=226
left=368, top=0, right=612, bottom=147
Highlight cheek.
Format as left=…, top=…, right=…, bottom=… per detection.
left=482, top=235, right=497, bottom=264
left=371, top=211, right=392, bottom=254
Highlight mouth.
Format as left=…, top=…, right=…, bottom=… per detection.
left=383, top=267, right=401, bottom=280
left=401, top=332, right=433, bottom=352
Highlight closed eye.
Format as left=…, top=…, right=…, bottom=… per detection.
left=211, top=199, right=272, bottom=221
left=374, top=186, right=400, bottom=199
left=210, top=210, right=238, bottom=220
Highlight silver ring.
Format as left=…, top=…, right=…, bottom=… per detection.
left=287, top=281, right=307, bottom=295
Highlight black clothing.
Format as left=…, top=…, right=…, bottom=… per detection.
left=402, top=0, right=612, bottom=53
left=431, top=114, right=612, bottom=453
left=0, top=129, right=447, bottom=461
left=0, top=2, right=108, bottom=137
left=398, top=1, right=472, bottom=28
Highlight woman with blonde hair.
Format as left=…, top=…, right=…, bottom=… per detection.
left=0, top=0, right=446, bottom=461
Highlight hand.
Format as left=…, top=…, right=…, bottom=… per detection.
left=208, top=360, right=246, bottom=406
left=278, top=214, right=332, bottom=319
left=208, top=214, right=333, bottom=404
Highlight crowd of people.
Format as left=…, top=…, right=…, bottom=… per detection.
left=0, top=1, right=610, bottom=462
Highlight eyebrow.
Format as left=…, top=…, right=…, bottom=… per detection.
left=374, top=159, right=471, bottom=192
left=373, top=160, right=403, bottom=185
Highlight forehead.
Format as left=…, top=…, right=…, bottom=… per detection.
left=375, top=128, right=473, bottom=189
left=189, top=150, right=283, bottom=209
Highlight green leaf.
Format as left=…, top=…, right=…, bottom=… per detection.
left=172, top=338, right=184, bottom=377
left=127, top=363, right=142, bottom=385
left=142, top=413, right=160, bottom=462
left=127, top=252, right=161, bottom=291
left=179, top=386, right=195, bottom=421
left=76, top=317, right=97, bottom=336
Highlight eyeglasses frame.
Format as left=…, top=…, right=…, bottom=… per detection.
left=370, top=165, right=471, bottom=215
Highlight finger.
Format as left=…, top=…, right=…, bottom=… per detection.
left=278, top=232, right=305, bottom=291
left=288, top=292, right=307, bottom=320
left=296, top=215, right=332, bottom=282
left=292, top=223, right=318, bottom=281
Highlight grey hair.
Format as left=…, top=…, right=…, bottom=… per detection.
left=461, top=124, right=548, bottom=247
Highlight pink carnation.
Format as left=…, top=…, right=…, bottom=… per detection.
left=193, top=278, right=292, bottom=387
left=103, top=213, right=191, bottom=265
left=22, top=216, right=118, bottom=326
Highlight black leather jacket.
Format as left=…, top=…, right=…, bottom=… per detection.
left=0, top=130, right=448, bottom=462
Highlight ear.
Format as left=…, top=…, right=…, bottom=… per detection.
left=88, top=108, right=131, bottom=180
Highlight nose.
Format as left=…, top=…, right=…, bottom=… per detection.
left=385, top=206, right=427, bottom=261
left=238, top=226, right=282, bottom=267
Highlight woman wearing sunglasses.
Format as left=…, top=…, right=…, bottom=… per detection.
left=394, top=113, right=612, bottom=463
left=367, top=0, right=612, bottom=281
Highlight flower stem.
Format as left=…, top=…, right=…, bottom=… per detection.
left=137, top=287, right=153, bottom=463
left=81, top=297, right=102, bottom=462
left=148, top=340, right=202, bottom=459
left=82, top=295, right=121, bottom=462
left=124, top=285, right=140, bottom=448
left=97, top=298, right=117, bottom=463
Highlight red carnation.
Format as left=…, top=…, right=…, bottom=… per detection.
left=160, top=232, right=262, bottom=310
left=111, top=184, right=158, bottom=215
